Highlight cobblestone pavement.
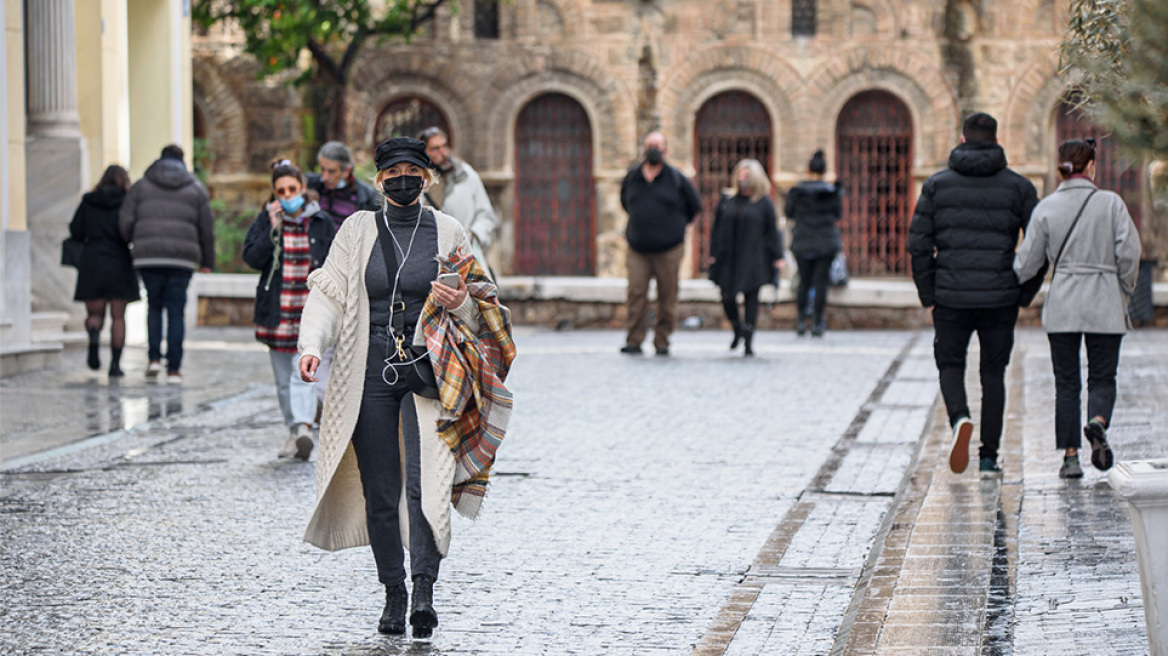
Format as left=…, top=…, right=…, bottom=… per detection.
left=0, top=328, right=918, bottom=655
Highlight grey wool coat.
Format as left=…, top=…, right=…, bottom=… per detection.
left=1014, top=178, right=1141, bottom=334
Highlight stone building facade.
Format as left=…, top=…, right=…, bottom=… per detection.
left=191, top=0, right=1164, bottom=284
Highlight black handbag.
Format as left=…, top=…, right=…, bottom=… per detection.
left=61, top=237, right=85, bottom=268
left=375, top=210, right=441, bottom=399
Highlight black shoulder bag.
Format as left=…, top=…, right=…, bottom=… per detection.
left=374, top=210, right=441, bottom=400
left=1051, top=189, right=1098, bottom=279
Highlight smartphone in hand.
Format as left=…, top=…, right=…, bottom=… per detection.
left=436, top=272, right=461, bottom=288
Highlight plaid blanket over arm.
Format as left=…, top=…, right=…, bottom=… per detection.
left=419, top=246, right=516, bottom=519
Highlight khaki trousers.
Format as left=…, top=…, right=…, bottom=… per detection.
left=625, top=243, right=685, bottom=350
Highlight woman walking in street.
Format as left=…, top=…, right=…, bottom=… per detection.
left=297, top=137, right=515, bottom=638
left=243, top=159, right=336, bottom=460
left=784, top=150, right=844, bottom=337
left=708, top=159, right=783, bottom=357
left=1014, top=139, right=1140, bottom=479
left=70, top=165, right=139, bottom=377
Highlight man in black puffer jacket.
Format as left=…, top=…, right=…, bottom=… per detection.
left=909, top=113, right=1042, bottom=476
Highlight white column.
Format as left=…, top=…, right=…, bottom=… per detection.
left=26, top=0, right=80, bottom=138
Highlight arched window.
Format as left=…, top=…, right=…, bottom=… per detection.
left=835, top=90, right=914, bottom=276
left=693, top=91, right=773, bottom=274
left=374, top=96, right=452, bottom=147
left=513, top=93, right=595, bottom=275
left=1056, top=99, right=1144, bottom=230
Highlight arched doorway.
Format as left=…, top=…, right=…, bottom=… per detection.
left=835, top=90, right=914, bottom=276
left=693, top=91, right=773, bottom=274
left=513, top=93, right=595, bottom=275
left=375, top=96, right=452, bottom=147
left=1056, top=99, right=1144, bottom=230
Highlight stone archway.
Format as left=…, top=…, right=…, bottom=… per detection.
left=191, top=58, right=248, bottom=175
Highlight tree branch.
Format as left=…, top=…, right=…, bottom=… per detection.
left=305, top=36, right=345, bottom=86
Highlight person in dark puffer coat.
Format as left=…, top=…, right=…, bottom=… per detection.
left=785, top=150, right=844, bottom=337
left=71, top=165, right=140, bottom=377
left=908, top=112, right=1042, bottom=476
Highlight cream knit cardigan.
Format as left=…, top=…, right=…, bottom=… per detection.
left=297, top=208, right=481, bottom=555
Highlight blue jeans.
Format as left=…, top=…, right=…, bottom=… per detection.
left=138, top=267, right=192, bottom=374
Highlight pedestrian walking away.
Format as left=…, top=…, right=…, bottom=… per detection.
left=621, top=131, right=703, bottom=356
left=708, top=159, right=783, bottom=357
left=785, top=150, right=844, bottom=338
left=419, top=126, right=500, bottom=280
left=1014, top=139, right=1141, bottom=480
left=118, top=144, right=215, bottom=383
left=69, top=164, right=140, bottom=377
left=908, top=112, right=1042, bottom=475
left=297, top=137, right=516, bottom=640
left=243, top=159, right=336, bottom=461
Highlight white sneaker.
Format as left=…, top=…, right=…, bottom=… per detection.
left=146, top=361, right=163, bottom=379
left=166, top=372, right=183, bottom=385
left=949, top=417, right=974, bottom=474
left=277, top=436, right=299, bottom=459
left=293, top=423, right=314, bottom=461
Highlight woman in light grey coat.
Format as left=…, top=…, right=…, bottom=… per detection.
left=1015, top=139, right=1140, bottom=480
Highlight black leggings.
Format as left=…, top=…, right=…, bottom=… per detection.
left=721, top=287, right=761, bottom=328
left=795, top=253, right=834, bottom=322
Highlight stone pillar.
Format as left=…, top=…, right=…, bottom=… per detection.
left=25, top=0, right=81, bottom=138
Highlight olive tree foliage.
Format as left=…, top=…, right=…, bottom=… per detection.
left=1059, top=0, right=1168, bottom=159
left=193, top=0, right=452, bottom=138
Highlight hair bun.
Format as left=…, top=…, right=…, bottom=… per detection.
left=1058, top=161, right=1074, bottom=175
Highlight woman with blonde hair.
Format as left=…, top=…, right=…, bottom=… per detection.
left=1015, top=138, right=1139, bottom=479
left=297, top=137, right=515, bottom=638
left=708, top=159, right=783, bottom=356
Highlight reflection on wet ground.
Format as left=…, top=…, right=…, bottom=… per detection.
left=1, top=328, right=271, bottom=466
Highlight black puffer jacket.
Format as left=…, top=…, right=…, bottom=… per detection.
left=241, top=205, right=335, bottom=328
left=784, top=180, right=843, bottom=258
left=119, top=158, right=215, bottom=270
left=908, top=142, right=1040, bottom=308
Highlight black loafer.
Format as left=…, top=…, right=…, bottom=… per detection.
left=1084, top=420, right=1114, bottom=470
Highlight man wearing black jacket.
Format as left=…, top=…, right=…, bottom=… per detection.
left=908, top=113, right=1042, bottom=475
left=620, top=132, right=702, bottom=356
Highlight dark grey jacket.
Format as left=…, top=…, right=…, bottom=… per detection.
left=119, top=158, right=215, bottom=270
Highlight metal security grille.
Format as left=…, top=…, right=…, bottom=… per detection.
left=693, top=91, right=773, bottom=275
left=792, top=0, right=817, bottom=36
left=514, top=93, right=595, bottom=275
left=835, top=90, right=914, bottom=276
left=474, top=0, right=500, bottom=39
left=1056, top=100, right=1143, bottom=230
left=375, top=97, right=451, bottom=146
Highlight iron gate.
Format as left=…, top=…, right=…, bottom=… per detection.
left=1056, top=99, right=1143, bottom=230
left=513, top=93, right=595, bottom=275
left=376, top=96, right=452, bottom=146
left=835, top=90, right=914, bottom=276
left=694, top=91, right=773, bottom=275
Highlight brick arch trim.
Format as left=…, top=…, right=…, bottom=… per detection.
left=191, top=58, right=248, bottom=175
left=1003, top=52, right=1067, bottom=164
left=534, top=0, right=586, bottom=39
left=847, top=0, right=899, bottom=38
left=804, top=47, right=957, bottom=169
left=659, top=45, right=803, bottom=172
left=355, top=82, right=469, bottom=163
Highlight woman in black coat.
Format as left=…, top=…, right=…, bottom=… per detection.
left=708, top=159, right=783, bottom=357
left=785, top=150, right=844, bottom=337
left=71, top=165, right=140, bottom=376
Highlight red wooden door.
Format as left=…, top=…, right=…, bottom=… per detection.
left=693, top=91, right=773, bottom=274
left=835, top=90, right=914, bottom=276
left=1056, top=100, right=1143, bottom=230
left=376, top=96, right=452, bottom=147
left=514, top=93, right=595, bottom=275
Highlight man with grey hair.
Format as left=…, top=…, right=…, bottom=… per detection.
left=307, top=140, right=380, bottom=230
left=418, top=127, right=499, bottom=279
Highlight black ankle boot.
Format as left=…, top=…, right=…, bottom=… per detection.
left=742, top=326, right=755, bottom=357
left=811, top=318, right=826, bottom=337
left=86, top=328, right=101, bottom=370
left=410, top=575, right=438, bottom=638
left=378, top=583, right=408, bottom=634
left=796, top=314, right=808, bottom=337
left=729, top=322, right=742, bottom=350
left=108, top=347, right=124, bottom=377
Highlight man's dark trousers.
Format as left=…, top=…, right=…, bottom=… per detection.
left=138, top=267, right=192, bottom=374
left=932, top=304, right=1019, bottom=460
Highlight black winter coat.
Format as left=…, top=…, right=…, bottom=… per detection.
left=242, top=207, right=335, bottom=328
left=70, top=187, right=140, bottom=301
left=708, top=194, right=783, bottom=295
left=908, top=142, right=1041, bottom=308
left=785, top=180, right=844, bottom=258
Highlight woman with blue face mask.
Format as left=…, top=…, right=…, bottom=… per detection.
left=243, top=159, right=336, bottom=460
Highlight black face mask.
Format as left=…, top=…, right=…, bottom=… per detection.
left=381, top=175, right=424, bottom=206
left=645, top=147, right=664, bottom=166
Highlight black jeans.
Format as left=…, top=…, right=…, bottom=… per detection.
left=720, top=286, right=760, bottom=329
left=795, top=252, right=834, bottom=324
left=138, top=267, right=191, bottom=373
left=932, top=304, right=1019, bottom=459
left=351, top=331, right=441, bottom=587
left=1047, top=332, right=1123, bottom=451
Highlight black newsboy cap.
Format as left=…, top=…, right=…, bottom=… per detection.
left=374, top=137, right=432, bottom=171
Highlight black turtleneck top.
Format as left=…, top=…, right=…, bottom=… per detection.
left=366, top=202, right=439, bottom=330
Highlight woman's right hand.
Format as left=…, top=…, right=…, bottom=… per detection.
left=267, top=201, right=284, bottom=228
left=299, top=355, right=320, bottom=383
